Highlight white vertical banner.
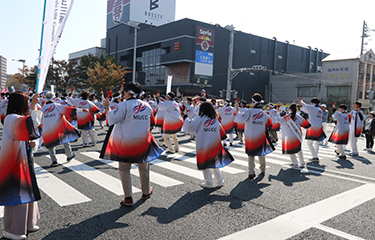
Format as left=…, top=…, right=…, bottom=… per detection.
left=166, top=75, right=173, bottom=93
left=36, top=0, right=75, bottom=93
left=51, top=85, right=55, bottom=92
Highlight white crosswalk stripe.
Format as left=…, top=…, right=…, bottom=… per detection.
left=81, top=152, right=184, bottom=187
left=50, top=155, right=138, bottom=196
left=34, top=163, right=91, bottom=206
left=162, top=149, right=245, bottom=174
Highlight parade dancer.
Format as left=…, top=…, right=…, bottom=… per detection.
left=320, top=104, right=329, bottom=145
left=276, top=104, right=311, bottom=168
left=299, top=97, right=326, bottom=162
left=329, top=104, right=349, bottom=159
left=235, top=93, right=274, bottom=179
left=69, top=90, right=100, bottom=147
left=217, top=99, right=237, bottom=146
left=348, top=102, right=364, bottom=156
left=100, top=83, right=164, bottom=207
left=39, top=91, right=81, bottom=167
left=156, top=92, right=184, bottom=153
left=183, top=102, right=234, bottom=188
left=0, top=95, right=8, bottom=124
left=183, top=97, right=198, bottom=140
left=235, top=100, right=247, bottom=144
left=266, top=104, right=280, bottom=145
left=0, top=92, right=41, bottom=240
left=154, top=94, right=166, bottom=142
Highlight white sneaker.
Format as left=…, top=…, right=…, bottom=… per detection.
left=200, top=182, right=214, bottom=189
left=27, top=225, right=40, bottom=232
left=3, top=231, right=27, bottom=240
left=290, top=164, right=299, bottom=169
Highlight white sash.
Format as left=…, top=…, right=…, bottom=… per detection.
left=284, top=115, right=303, bottom=143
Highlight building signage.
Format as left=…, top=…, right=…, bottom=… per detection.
left=195, top=51, right=214, bottom=65
left=107, top=0, right=176, bottom=30
left=195, top=26, right=215, bottom=77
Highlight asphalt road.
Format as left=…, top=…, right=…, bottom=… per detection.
left=1, top=123, right=375, bottom=240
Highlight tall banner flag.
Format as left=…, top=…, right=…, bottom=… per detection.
left=166, top=75, right=172, bottom=94
left=36, top=0, right=74, bottom=93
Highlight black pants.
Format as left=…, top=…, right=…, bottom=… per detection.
left=365, top=133, right=374, bottom=149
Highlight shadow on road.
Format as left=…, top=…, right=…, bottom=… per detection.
left=41, top=207, right=131, bottom=240
left=268, top=168, right=311, bottom=187
left=142, top=176, right=272, bottom=223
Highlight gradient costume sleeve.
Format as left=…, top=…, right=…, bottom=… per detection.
left=0, top=114, right=41, bottom=206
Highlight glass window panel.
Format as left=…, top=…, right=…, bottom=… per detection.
left=327, top=87, right=340, bottom=97
left=149, top=55, right=155, bottom=66
left=340, top=86, right=349, bottom=97
left=298, top=87, right=317, bottom=97
left=155, top=48, right=161, bottom=56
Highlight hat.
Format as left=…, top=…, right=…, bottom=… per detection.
left=45, top=91, right=55, bottom=100
left=320, top=104, right=326, bottom=108
left=371, top=111, right=375, bottom=116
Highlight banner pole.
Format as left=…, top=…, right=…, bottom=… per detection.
left=36, top=0, right=48, bottom=93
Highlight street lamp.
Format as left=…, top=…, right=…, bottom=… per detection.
left=115, top=20, right=140, bottom=83
left=12, top=59, right=26, bottom=69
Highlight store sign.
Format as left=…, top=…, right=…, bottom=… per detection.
left=195, top=26, right=215, bottom=77
left=195, top=51, right=214, bottom=65
left=107, top=0, right=176, bottom=30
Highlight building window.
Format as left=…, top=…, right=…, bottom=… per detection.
left=298, top=87, right=317, bottom=97
left=327, top=86, right=349, bottom=98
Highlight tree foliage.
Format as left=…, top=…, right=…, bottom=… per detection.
left=47, top=59, right=90, bottom=93
left=77, top=54, right=117, bottom=81
left=11, top=65, right=37, bottom=90
left=87, top=60, right=129, bottom=94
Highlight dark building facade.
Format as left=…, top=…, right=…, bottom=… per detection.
left=106, top=18, right=329, bottom=101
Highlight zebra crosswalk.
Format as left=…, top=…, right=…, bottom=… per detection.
left=0, top=137, right=371, bottom=219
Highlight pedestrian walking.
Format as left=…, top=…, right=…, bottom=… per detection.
left=363, top=111, right=375, bottom=151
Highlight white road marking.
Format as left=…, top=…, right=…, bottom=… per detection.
left=51, top=155, right=140, bottom=195
left=81, top=152, right=184, bottom=187
left=315, top=224, right=367, bottom=240
left=34, top=163, right=91, bottom=206
left=219, top=183, right=375, bottom=240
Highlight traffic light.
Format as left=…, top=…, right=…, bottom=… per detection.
left=218, top=90, right=225, bottom=98
left=232, top=90, right=238, bottom=99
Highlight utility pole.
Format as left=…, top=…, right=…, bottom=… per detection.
left=225, top=25, right=235, bottom=100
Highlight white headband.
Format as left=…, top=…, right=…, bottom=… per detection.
left=252, top=98, right=264, bottom=104
left=129, top=90, right=145, bottom=98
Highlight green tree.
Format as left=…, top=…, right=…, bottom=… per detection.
left=11, top=65, right=37, bottom=90
left=87, top=60, right=128, bottom=94
left=47, top=59, right=90, bottom=93
left=76, top=54, right=117, bottom=81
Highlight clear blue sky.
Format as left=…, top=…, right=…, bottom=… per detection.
left=1, top=0, right=374, bottom=75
